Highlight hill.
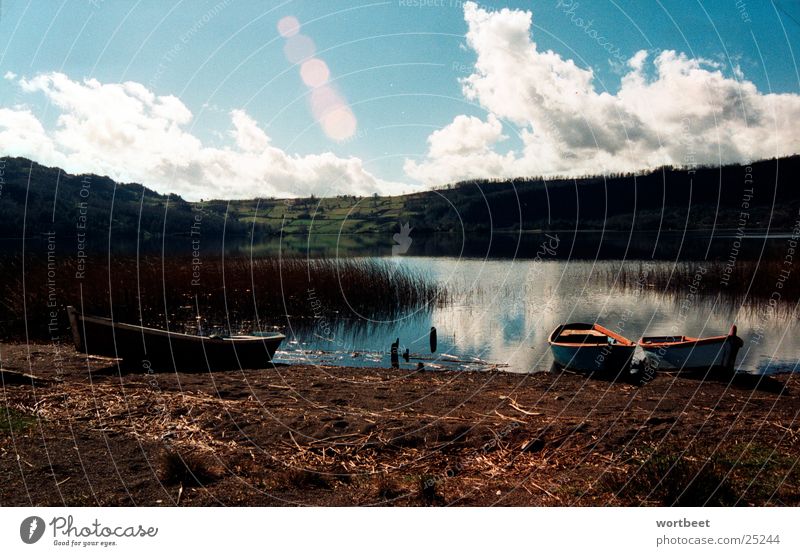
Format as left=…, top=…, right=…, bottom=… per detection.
left=1, top=155, right=799, bottom=241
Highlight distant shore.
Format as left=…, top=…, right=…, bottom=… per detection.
left=2, top=227, right=799, bottom=243
left=1, top=341, right=798, bottom=506
left=4, top=155, right=800, bottom=241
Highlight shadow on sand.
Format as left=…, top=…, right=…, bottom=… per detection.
left=550, top=361, right=790, bottom=394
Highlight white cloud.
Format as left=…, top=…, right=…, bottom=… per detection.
left=427, top=113, right=505, bottom=158
left=0, top=107, right=62, bottom=164
left=404, top=114, right=516, bottom=183
left=230, top=109, right=270, bottom=153
left=0, top=72, right=411, bottom=199
left=405, top=1, right=800, bottom=184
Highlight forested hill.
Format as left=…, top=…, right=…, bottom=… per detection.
left=1, top=154, right=799, bottom=240
left=0, top=157, right=240, bottom=239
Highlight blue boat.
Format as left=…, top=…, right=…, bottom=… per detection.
left=548, top=322, right=636, bottom=374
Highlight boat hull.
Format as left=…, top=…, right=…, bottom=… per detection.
left=548, top=322, right=636, bottom=374
left=67, top=307, right=284, bottom=372
left=640, top=336, right=741, bottom=371
left=550, top=343, right=636, bottom=374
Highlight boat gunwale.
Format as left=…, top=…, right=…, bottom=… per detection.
left=639, top=334, right=731, bottom=349
left=547, top=322, right=636, bottom=348
left=73, top=311, right=286, bottom=344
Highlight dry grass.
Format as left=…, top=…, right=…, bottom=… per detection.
left=0, top=254, right=447, bottom=339
left=158, top=449, right=221, bottom=487
left=375, top=475, right=406, bottom=502
left=4, top=342, right=797, bottom=506
left=417, top=475, right=446, bottom=506
left=590, top=259, right=800, bottom=310
left=0, top=404, right=35, bottom=434
left=274, top=469, right=332, bottom=490
left=602, top=440, right=800, bottom=506
left=605, top=449, right=737, bottom=506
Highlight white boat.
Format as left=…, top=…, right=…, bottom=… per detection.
left=548, top=322, right=637, bottom=374
left=639, top=325, right=743, bottom=371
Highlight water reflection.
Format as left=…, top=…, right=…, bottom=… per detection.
left=7, top=231, right=797, bottom=374
left=275, top=258, right=800, bottom=375
left=7, top=230, right=792, bottom=260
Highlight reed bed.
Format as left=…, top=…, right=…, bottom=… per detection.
left=589, top=258, right=800, bottom=310
left=0, top=254, right=447, bottom=339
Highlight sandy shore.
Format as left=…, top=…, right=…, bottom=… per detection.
left=1, top=341, right=798, bottom=506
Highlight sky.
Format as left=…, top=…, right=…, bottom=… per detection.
left=0, top=0, right=799, bottom=200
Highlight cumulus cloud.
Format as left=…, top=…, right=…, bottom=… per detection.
left=404, top=113, right=517, bottom=183
left=406, top=1, right=800, bottom=184
left=0, top=72, right=410, bottom=199
left=230, top=109, right=271, bottom=153
left=0, top=107, right=61, bottom=164
left=427, top=113, right=505, bottom=158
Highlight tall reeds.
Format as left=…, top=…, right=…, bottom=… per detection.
left=591, top=259, right=800, bottom=310
left=0, top=255, right=446, bottom=339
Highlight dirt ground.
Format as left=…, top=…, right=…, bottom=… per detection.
left=1, top=341, right=798, bottom=506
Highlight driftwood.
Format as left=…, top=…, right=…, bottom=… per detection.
left=500, top=396, right=543, bottom=416
left=17, top=344, right=790, bottom=506
left=0, top=369, right=49, bottom=387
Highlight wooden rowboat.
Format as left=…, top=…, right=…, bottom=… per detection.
left=639, top=325, right=743, bottom=371
left=548, top=322, right=636, bottom=374
left=67, top=306, right=284, bottom=372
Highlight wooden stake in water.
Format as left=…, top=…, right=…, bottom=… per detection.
left=390, top=338, right=399, bottom=369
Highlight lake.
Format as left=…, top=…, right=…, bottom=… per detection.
left=274, top=255, right=800, bottom=375
left=246, top=231, right=798, bottom=375
left=7, top=231, right=799, bottom=374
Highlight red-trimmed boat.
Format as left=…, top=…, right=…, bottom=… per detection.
left=639, top=325, right=743, bottom=371
left=548, top=322, right=637, bottom=373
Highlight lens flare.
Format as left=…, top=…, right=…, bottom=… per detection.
left=279, top=18, right=357, bottom=141
left=283, top=34, right=316, bottom=64
left=300, top=58, right=330, bottom=88
left=310, top=86, right=344, bottom=119
left=276, top=16, right=300, bottom=38
left=321, top=106, right=357, bottom=141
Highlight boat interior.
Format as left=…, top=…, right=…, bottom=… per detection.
left=551, top=325, right=633, bottom=346
left=639, top=335, right=692, bottom=345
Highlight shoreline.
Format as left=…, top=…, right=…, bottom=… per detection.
left=1, top=341, right=798, bottom=506
left=3, top=227, right=798, bottom=243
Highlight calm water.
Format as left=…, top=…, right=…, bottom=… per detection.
left=9, top=231, right=799, bottom=374
left=274, top=254, right=800, bottom=375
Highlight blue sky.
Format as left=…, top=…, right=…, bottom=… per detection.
left=1, top=1, right=799, bottom=199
